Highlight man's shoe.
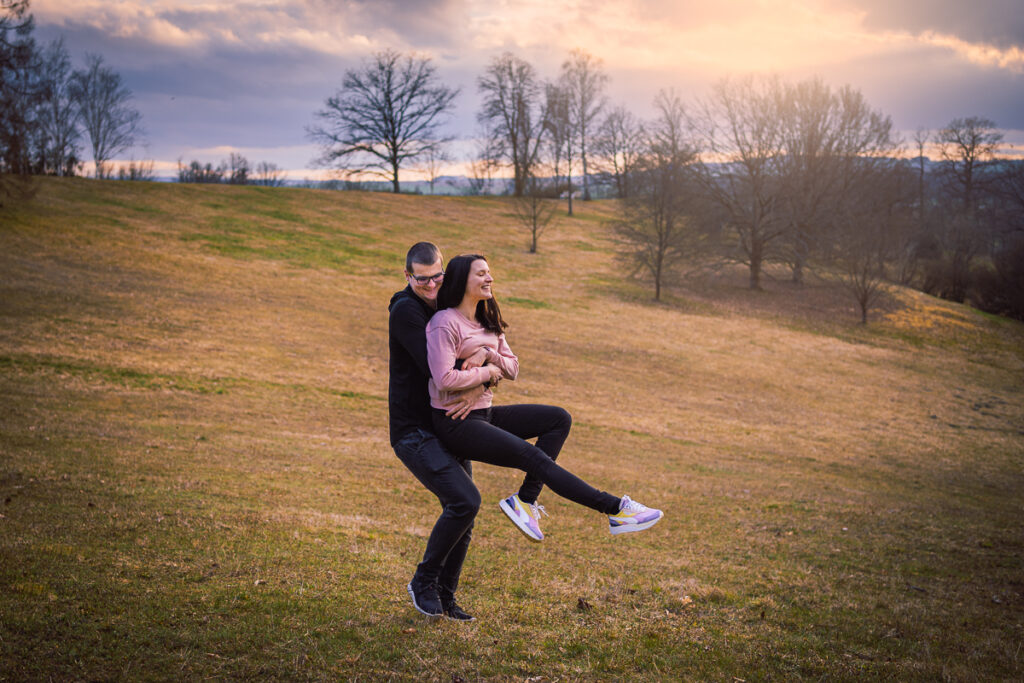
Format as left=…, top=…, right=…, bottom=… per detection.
left=608, top=495, right=663, bottom=535
left=407, top=580, right=443, bottom=617
left=442, top=598, right=476, bottom=622
left=499, top=493, right=546, bottom=542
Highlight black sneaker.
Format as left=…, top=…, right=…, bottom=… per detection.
left=442, top=599, right=476, bottom=622
left=407, top=581, right=443, bottom=617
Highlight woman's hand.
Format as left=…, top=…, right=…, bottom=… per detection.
left=443, top=384, right=486, bottom=420
left=461, top=346, right=489, bottom=370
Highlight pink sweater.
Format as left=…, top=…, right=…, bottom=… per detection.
left=425, top=307, right=519, bottom=410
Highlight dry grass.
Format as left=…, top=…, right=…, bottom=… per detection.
left=1, top=177, right=1022, bottom=681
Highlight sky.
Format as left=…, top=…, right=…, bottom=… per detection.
left=30, top=0, right=1024, bottom=180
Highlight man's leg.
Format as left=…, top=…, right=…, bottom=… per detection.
left=437, top=458, right=474, bottom=617
left=393, top=430, right=480, bottom=614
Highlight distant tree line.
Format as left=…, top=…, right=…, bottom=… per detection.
left=310, top=47, right=1022, bottom=321
left=5, top=0, right=1021, bottom=321
left=613, top=78, right=1023, bottom=322
left=176, top=153, right=286, bottom=186
left=1, top=0, right=144, bottom=202
left=1, top=1, right=285, bottom=196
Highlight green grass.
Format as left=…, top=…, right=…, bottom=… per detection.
left=1, top=177, right=1023, bottom=681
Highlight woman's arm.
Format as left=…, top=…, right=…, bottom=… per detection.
left=489, top=334, right=519, bottom=380
left=426, top=317, right=493, bottom=392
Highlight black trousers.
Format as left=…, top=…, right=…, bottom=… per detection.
left=432, top=404, right=620, bottom=515
left=393, top=428, right=479, bottom=598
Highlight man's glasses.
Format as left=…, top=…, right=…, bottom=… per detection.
left=408, top=271, right=444, bottom=285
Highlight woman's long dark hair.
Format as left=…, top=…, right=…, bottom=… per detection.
left=437, top=254, right=508, bottom=336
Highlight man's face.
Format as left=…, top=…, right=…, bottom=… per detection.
left=406, top=257, right=444, bottom=305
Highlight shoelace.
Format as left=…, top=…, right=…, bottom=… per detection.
left=619, top=496, right=647, bottom=513
left=530, top=502, right=548, bottom=520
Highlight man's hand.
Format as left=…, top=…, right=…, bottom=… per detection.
left=444, top=384, right=486, bottom=420
left=487, top=364, right=503, bottom=384
left=461, top=346, right=488, bottom=370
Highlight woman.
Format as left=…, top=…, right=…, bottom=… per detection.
left=426, top=254, right=663, bottom=541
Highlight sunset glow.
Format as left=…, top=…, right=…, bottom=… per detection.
left=29, top=0, right=1024, bottom=176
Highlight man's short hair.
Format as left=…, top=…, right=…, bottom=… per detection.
left=405, top=242, right=442, bottom=272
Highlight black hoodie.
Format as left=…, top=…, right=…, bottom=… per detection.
left=387, top=285, right=436, bottom=446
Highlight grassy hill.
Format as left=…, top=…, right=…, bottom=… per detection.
left=2, top=177, right=1022, bottom=680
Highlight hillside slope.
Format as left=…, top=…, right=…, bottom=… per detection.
left=2, top=178, right=1022, bottom=680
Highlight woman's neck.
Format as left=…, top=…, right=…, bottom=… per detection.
left=456, top=296, right=479, bottom=322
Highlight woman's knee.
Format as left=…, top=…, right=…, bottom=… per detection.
left=554, top=406, right=572, bottom=432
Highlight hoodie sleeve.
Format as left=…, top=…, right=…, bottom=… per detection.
left=389, top=297, right=431, bottom=378
left=492, top=333, right=519, bottom=380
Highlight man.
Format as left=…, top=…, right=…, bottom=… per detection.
left=388, top=241, right=489, bottom=621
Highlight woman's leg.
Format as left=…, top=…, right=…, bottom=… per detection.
left=488, top=404, right=571, bottom=504
left=432, top=410, right=620, bottom=514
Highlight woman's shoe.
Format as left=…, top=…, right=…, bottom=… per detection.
left=608, top=495, right=663, bottom=535
left=499, top=493, right=546, bottom=542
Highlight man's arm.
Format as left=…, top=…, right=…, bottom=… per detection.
left=390, top=298, right=432, bottom=377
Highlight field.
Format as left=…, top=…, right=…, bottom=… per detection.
left=2, top=177, right=1022, bottom=681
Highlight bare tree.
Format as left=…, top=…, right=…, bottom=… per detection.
left=776, top=78, right=899, bottom=284
left=467, top=127, right=501, bottom=195
left=177, top=158, right=223, bottom=184
left=833, top=160, right=915, bottom=323
left=543, top=81, right=574, bottom=214
left=477, top=52, right=546, bottom=197
left=561, top=48, right=607, bottom=201
left=420, top=145, right=451, bottom=194
left=115, top=157, right=154, bottom=181
left=70, top=53, right=141, bottom=179
left=616, top=90, right=698, bottom=301
left=308, top=49, right=458, bottom=194
left=935, top=116, right=1003, bottom=212
left=911, top=127, right=930, bottom=225
left=513, top=174, right=558, bottom=253
left=36, top=38, right=80, bottom=176
left=224, top=151, right=248, bottom=185
left=1, top=0, right=39, bottom=201
left=594, top=105, right=643, bottom=199
left=688, top=76, right=788, bottom=290
left=254, top=161, right=286, bottom=187
left=921, top=117, right=1004, bottom=302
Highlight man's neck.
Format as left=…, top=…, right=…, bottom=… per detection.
left=412, top=288, right=438, bottom=311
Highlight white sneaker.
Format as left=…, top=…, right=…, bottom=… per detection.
left=499, top=494, right=546, bottom=542
left=608, top=495, right=663, bottom=535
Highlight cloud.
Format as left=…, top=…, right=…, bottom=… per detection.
left=33, top=0, right=405, bottom=57
left=828, top=0, right=1024, bottom=49
left=918, top=31, right=1024, bottom=72
left=28, top=0, right=1024, bottom=172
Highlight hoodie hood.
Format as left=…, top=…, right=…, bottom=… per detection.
left=389, top=285, right=433, bottom=315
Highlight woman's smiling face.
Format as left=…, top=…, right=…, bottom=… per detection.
left=464, top=259, right=493, bottom=301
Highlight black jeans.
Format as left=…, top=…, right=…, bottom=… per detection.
left=393, top=428, right=480, bottom=598
left=432, top=404, right=620, bottom=515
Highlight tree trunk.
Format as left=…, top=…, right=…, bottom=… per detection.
left=749, top=242, right=763, bottom=290
left=582, top=152, right=590, bottom=201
